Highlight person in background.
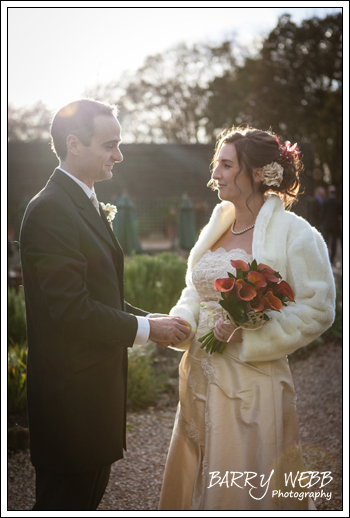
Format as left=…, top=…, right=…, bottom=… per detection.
left=322, top=185, right=342, bottom=265
left=309, top=185, right=326, bottom=233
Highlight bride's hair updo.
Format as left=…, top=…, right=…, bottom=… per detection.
left=208, top=126, right=303, bottom=209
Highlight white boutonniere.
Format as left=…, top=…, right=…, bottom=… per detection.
left=100, top=202, right=117, bottom=228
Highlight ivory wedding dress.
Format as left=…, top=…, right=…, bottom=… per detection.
left=159, top=248, right=316, bottom=511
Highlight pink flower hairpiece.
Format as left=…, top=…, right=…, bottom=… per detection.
left=275, top=137, right=300, bottom=164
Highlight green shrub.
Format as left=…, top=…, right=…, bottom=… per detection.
left=8, top=342, right=27, bottom=414
left=8, top=287, right=27, bottom=345
left=127, top=345, right=168, bottom=410
left=124, top=252, right=187, bottom=314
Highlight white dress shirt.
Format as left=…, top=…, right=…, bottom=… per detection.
left=57, top=167, right=150, bottom=346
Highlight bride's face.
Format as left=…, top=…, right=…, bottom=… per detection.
left=212, top=143, right=254, bottom=204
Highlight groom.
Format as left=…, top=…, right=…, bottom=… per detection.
left=19, top=99, right=190, bottom=510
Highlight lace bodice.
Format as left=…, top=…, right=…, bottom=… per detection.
left=192, top=248, right=253, bottom=303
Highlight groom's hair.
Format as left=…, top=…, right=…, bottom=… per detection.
left=50, top=99, right=119, bottom=160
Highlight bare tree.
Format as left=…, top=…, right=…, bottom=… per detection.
left=8, top=101, right=53, bottom=142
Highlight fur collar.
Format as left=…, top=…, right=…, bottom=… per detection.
left=187, top=194, right=284, bottom=277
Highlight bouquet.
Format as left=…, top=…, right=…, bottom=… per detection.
left=198, top=259, right=294, bottom=354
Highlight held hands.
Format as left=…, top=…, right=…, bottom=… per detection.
left=213, top=316, right=243, bottom=344
left=148, top=315, right=191, bottom=349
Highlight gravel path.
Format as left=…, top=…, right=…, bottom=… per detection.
left=7, top=338, right=342, bottom=511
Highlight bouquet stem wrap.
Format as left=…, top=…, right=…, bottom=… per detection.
left=198, top=309, right=270, bottom=355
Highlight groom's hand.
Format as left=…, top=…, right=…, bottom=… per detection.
left=148, top=316, right=190, bottom=348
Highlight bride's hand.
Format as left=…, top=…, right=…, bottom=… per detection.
left=213, top=316, right=243, bottom=343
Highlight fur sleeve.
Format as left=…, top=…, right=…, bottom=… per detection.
left=168, top=201, right=234, bottom=352
left=239, top=224, right=336, bottom=362
left=168, top=272, right=201, bottom=352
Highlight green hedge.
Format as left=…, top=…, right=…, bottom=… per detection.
left=8, top=287, right=27, bottom=346
left=123, top=252, right=187, bottom=409
left=8, top=288, right=28, bottom=414
left=124, top=252, right=187, bottom=314
left=8, top=342, right=27, bottom=414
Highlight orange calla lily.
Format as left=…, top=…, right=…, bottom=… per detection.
left=273, top=280, right=295, bottom=302
left=247, top=271, right=267, bottom=289
left=257, top=263, right=282, bottom=282
left=260, top=268, right=281, bottom=283
left=234, top=279, right=256, bottom=301
left=215, top=277, right=235, bottom=292
left=247, top=291, right=265, bottom=312
left=230, top=259, right=250, bottom=272
left=257, top=263, right=274, bottom=271
left=262, top=290, right=283, bottom=310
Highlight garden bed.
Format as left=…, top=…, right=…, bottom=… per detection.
left=7, top=338, right=342, bottom=511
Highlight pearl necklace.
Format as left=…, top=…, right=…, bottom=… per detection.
left=231, top=220, right=255, bottom=235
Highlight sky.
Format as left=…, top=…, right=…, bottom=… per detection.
left=5, top=3, right=343, bottom=111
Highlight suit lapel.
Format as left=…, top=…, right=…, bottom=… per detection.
left=50, top=169, right=121, bottom=255
left=100, top=207, right=125, bottom=305
left=99, top=207, right=124, bottom=256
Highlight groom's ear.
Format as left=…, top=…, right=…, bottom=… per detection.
left=66, top=134, right=80, bottom=156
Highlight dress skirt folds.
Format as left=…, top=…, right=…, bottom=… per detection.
left=158, top=248, right=316, bottom=511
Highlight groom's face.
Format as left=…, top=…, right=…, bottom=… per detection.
left=77, top=114, right=123, bottom=184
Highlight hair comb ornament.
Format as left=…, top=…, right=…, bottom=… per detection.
left=275, top=137, right=300, bottom=164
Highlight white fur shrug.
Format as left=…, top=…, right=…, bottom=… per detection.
left=170, top=194, right=336, bottom=362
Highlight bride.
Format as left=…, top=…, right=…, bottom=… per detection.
left=158, top=127, right=335, bottom=510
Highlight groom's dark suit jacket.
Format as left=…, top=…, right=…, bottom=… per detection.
left=20, top=169, right=148, bottom=474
